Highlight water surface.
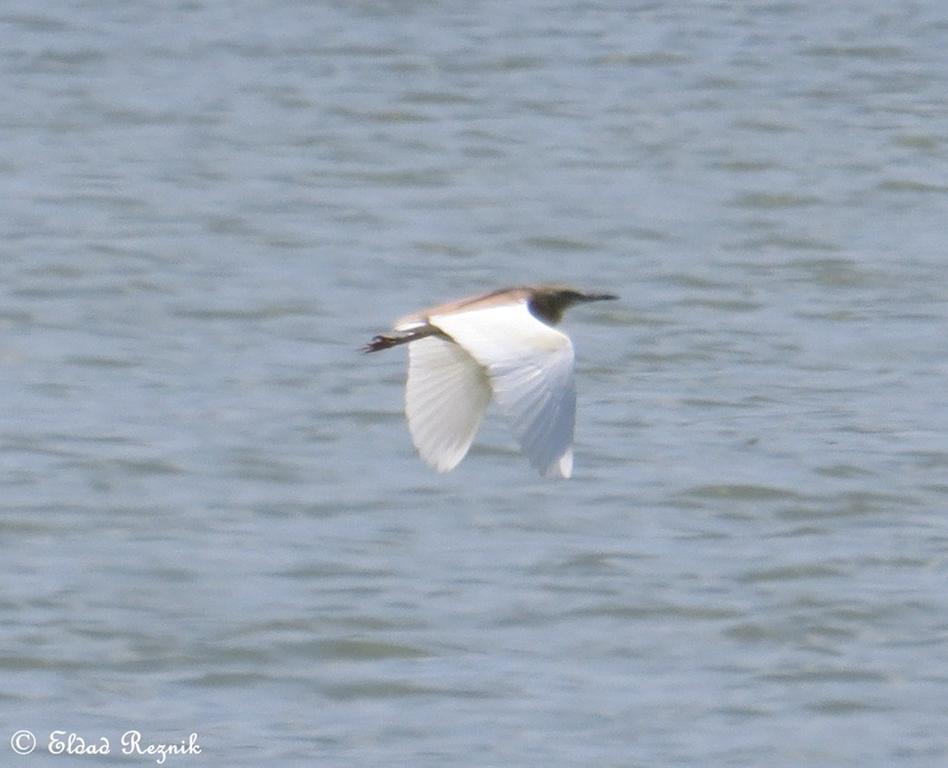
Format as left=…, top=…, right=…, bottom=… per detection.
left=1, top=1, right=947, bottom=766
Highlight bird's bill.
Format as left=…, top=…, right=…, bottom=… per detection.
left=578, top=292, right=619, bottom=302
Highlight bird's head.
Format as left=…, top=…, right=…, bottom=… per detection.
left=527, top=284, right=618, bottom=324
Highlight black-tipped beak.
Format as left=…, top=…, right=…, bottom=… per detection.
left=580, top=292, right=619, bottom=303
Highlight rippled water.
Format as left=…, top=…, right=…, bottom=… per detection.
left=2, top=1, right=947, bottom=766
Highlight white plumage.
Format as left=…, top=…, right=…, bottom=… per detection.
left=424, top=303, right=575, bottom=477
left=405, top=334, right=491, bottom=473
left=364, top=284, right=616, bottom=478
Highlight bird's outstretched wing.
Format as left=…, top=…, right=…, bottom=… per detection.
left=405, top=335, right=492, bottom=472
left=431, top=302, right=576, bottom=478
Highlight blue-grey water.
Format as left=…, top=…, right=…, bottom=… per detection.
left=2, top=1, right=947, bottom=766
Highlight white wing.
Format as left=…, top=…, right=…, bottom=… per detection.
left=405, top=335, right=491, bottom=472
left=431, top=302, right=576, bottom=478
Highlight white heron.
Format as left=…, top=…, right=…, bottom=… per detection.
left=363, top=284, right=617, bottom=478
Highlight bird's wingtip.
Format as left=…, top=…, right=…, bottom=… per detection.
left=541, top=449, right=573, bottom=479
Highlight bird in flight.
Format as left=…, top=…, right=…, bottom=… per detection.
left=363, top=284, right=617, bottom=478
